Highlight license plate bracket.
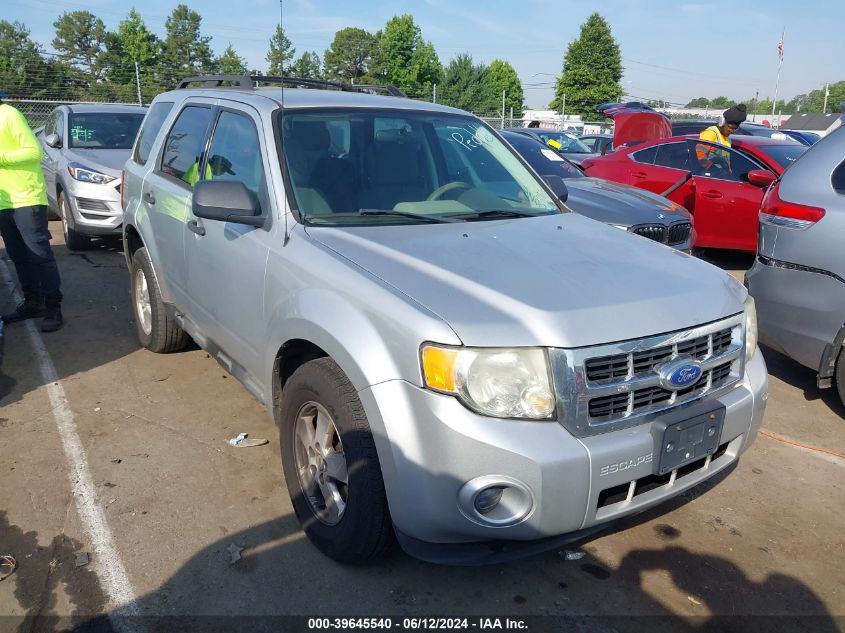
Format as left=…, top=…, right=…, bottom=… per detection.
left=651, top=405, right=725, bottom=476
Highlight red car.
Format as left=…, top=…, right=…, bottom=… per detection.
left=581, top=104, right=807, bottom=251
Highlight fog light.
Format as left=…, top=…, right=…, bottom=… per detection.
left=474, top=487, right=504, bottom=515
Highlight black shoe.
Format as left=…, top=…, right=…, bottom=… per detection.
left=41, top=305, right=64, bottom=333
left=2, top=300, right=46, bottom=324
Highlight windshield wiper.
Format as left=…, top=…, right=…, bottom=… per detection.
left=452, top=209, right=548, bottom=220
left=357, top=209, right=461, bottom=223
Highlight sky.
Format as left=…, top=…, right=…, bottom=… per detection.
left=5, top=0, right=843, bottom=110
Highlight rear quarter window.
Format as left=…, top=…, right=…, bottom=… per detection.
left=133, top=101, right=174, bottom=165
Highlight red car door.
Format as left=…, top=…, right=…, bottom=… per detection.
left=626, top=141, right=697, bottom=211
left=686, top=140, right=769, bottom=252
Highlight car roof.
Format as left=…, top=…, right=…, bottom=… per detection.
left=65, top=103, right=148, bottom=113
left=158, top=86, right=468, bottom=115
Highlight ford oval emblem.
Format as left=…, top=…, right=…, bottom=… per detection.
left=656, top=356, right=703, bottom=391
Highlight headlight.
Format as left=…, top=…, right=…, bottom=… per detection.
left=744, top=296, right=758, bottom=361
left=67, top=162, right=116, bottom=184
left=611, top=224, right=629, bottom=231
left=421, top=345, right=555, bottom=420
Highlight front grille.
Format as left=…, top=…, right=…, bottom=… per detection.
left=632, top=224, right=667, bottom=243
left=588, top=361, right=733, bottom=418
left=552, top=314, right=745, bottom=436
left=75, top=197, right=110, bottom=211
left=585, top=328, right=732, bottom=383
left=667, top=222, right=692, bottom=244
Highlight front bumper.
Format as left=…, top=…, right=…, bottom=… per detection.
left=66, top=179, right=123, bottom=236
left=359, top=351, right=767, bottom=562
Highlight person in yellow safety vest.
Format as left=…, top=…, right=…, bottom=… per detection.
left=696, top=103, right=747, bottom=171
left=183, top=154, right=235, bottom=187
left=0, top=94, right=64, bottom=332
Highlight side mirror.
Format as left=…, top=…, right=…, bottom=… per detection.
left=746, top=169, right=777, bottom=188
left=45, top=133, right=61, bottom=148
left=543, top=174, right=569, bottom=203
left=192, top=180, right=264, bottom=227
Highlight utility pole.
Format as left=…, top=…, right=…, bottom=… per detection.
left=432, top=83, right=437, bottom=103
left=772, top=26, right=785, bottom=124
left=823, top=83, right=830, bottom=113
left=134, top=61, right=142, bottom=106
left=561, top=93, right=565, bottom=128
left=501, top=89, right=506, bottom=129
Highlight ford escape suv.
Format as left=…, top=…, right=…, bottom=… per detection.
left=122, top=76, right=768, bottom=564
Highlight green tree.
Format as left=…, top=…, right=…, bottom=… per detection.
left=483, top=59, right=523, bottom=116
left=218, top=43, right=248, bottom=75
left=118, top=9, right=158, bottom=67
left=708, top=95, right=734, bottom=109
left=686, top=97, right=710, bottom=107
left=0, top=20, right=53, bottom=99
left=52, top=11, right=108, bottom=81
left=376, top=15, right=442, bottom=97
left=266, top=25, right=294, bottom=75
left=289, top=51, right=322, bottom=79
left=806, top=81, right=845, bottom=113
left=439, top=53, right=487, bottom=112
left=550, top=12, right=623, bottom=117
left=323, top=28, right=378, bottom=83
left=160, top=4, right=215, bottom=87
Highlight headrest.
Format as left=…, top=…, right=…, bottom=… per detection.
left=290, top=120, right=330, bottom=152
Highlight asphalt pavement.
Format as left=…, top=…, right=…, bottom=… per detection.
left=0, top=227, right=843, bottom=632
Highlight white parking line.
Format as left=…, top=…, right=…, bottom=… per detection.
left=0, top=259, right=139, bottom=625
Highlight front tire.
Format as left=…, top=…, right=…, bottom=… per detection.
left=130, top=247, right=187, bottom=353
left=58, top=191, right=90, bottom=251
left=280, top=357, right=394, bottom=563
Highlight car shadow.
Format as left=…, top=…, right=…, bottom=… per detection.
left=0, top=226, right=197, bottom=407
left=761, top=344, right=845, bottom=416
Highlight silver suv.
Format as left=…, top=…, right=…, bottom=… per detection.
left=38, top=104, right=147, bottom=250
left=122, top=76, right=768, bottom=564
left=747, top=126, right=845, bottom=406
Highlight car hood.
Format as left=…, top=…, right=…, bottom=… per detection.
left=597, top=102, right=672, bottom=148
left=63, top=148, right=131, bottom=175
left=305, top=213, right=745, bottom=348
left=564, top=178, right=691, bottom=226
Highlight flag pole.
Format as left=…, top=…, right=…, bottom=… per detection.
left=772, top=27, right=785, bottom=127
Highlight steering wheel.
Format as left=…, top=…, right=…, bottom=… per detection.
left=427, top=181, right=471, bottom=201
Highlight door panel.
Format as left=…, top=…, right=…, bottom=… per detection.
left=692, top=177, right=763, bottom=251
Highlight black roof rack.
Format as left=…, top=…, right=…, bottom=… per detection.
left=175, top=75, right=406, bottom=98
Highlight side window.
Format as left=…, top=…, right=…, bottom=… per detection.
left=205, top=110, right=265, bottom=202
left=833, top=160, right=845, bottom=195
left=134, top=101, right=174, bottom=165
left=689, top=139, right=761, bottom=182
left=653, top=142, right=691, bottom=170
left=581, top=138, right=597, bottom=152
left=631, top=145, right=657, bottom=164
left=159, top=105, right=214, bottom=187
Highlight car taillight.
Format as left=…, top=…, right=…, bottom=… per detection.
left=759, top=181, right=825, bottom=230
left=120, top=170, right=125, bottom=211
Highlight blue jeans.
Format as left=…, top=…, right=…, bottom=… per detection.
left=0, top=205, right=63, bottom=306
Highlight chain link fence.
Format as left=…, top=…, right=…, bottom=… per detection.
left=9, top=98, right=142, bottom=129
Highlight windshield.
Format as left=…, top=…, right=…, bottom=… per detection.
left=503, top=133, right=584, bottom=179
left=279, top=109, right=560, bottom=225
left=68, top=112, right=145, bottom=149
left=757, top=144, right=807, bottom=169
left=536, top=131, right=593, bottom=154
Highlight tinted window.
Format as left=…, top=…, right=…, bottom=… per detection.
left=833, top=160, right=845, bottom=195
left=631, top=146, right=657, bottom=164
left=134, top=101, right=174, bottom=165
left=537, top=132, right=592, bottom=154
left=757, top=144, right=806, bottom=169
left=503, top=133, right=583, bottom=179
left=654, top=142, right=691, bottom=170
left=689, top=140, right=761, bottom=182
left=205, top=111, right=264, bottom=200
left=159, top=106, right=214, bottom=187
left=579, top=137, right=597, bottom=152
left=68, top=112, right=145, bottom=149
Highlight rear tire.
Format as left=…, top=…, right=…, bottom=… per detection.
left=59, top=192, right=91, bottom=252
left=835, top=347, right=845, bottom=408
left=279, top=357, right=394, bottom=563
left=130, top=247, right=187, bottom=353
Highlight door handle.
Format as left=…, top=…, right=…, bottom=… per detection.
left=701, top=190, right=722, bottom=199
left=187, top=219, right=206, bottom=236
left=632, top=171, right=648, bottom=179
left=143, top=191, right=156, bottom=205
